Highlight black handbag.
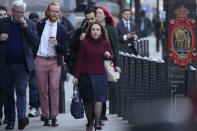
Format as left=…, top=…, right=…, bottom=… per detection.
left=70, top=84, right=84, bottom=119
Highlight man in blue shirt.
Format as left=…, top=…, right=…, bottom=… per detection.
left=0, top=1, right=38, bottom=130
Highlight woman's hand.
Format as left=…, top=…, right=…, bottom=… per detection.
left=115, top=66, right=121, bottom=73
left=80, top=33, right=86, bottom=40
left=73, top=78, right=78, bottom=85
left=104, top=51, right=111, bottom=59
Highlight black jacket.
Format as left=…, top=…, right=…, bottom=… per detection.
left=36, top=20, right=68, bottom=65
left=0, top=16, right=39, bottom=71
left=117, top=19, right=138, bottom=55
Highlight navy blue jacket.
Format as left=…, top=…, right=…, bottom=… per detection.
left=0, top=16, right=39, bottom=71
left=36, top=20, right=67, bottom=65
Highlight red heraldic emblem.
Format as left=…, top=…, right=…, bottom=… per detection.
left=169, top=6, right=196, bottom=66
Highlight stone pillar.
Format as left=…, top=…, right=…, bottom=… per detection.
left=164, top=0, right=197, bottom=119
left=0, top=0, right=10, bottom=9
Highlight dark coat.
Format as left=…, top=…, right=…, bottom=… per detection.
left=36, top=20, right=68, bottom=66
left=140, top=17, right=152, bottom=37
left=116, top=19, right=138, bottom=55
left=67, top=25, right=87, bottom=75
left=105, top=24, right=120, bottom=66
left=0, top=16, right=39, bottom=71
left=61, top=16, right=75, bottom=41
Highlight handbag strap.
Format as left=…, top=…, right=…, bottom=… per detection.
left=73, top=84, right=80, bottom=99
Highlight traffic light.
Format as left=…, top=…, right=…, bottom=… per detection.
left=126, top=0, right=130, bottom=4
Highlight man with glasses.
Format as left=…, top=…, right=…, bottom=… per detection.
left=0, top=0, right=38, bottom=130
left=35, top=2, right=67, bottom=127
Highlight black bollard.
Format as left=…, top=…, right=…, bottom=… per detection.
left=128, top=54, right=136, bottom=124
left=117, top=52, right=124, bottom=117
left=58, top=65, right=66, bottom=113
left=121, top=53, right=130, bottom=119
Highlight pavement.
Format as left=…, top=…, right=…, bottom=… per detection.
left=148, top=34, right=162, bottom=60
left=0, top=74, right=132, bottom=131
left=0, top=34, right=161, bottom=131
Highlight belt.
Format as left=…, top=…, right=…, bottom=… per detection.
left=37, top=56, right=57, bottom=59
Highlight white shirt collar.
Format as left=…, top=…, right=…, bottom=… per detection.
left=123, top=19, right=130, bottom=24
left=46, top=20, right=57, bottom=26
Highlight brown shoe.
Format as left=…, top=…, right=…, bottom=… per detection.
left=51, top=118, right=59, bottom=127
left=43, top=118, right=50, bottom=126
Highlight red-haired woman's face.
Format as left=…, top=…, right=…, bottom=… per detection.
left=91, top=24, right=101, bottom=39
left=96, top=8, right=106, bottom=23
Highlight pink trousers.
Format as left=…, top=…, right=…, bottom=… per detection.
left=34, top=56, right=61, bottom=118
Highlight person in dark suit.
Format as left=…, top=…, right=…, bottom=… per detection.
left=0, top=1, right=38, bottom=130
left=117, top=9, right=138, bottom=55
left=0, top=5, right=8, bottom=126
left=35, top=2, right=67, bottom=127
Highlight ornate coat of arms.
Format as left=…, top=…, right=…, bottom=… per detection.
left=169, top=6, right=196, bottom=66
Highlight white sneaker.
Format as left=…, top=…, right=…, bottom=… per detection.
left=38, top=107, right=42, bottom=116
left=28, top=108, right=39, bottom=117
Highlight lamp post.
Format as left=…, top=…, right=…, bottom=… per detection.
left=135, top=0, right=141, bottom=33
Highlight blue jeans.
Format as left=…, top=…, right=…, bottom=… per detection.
left=5, top=64, right=30, bottom=124
left=29, top=71, right=39, bottom=110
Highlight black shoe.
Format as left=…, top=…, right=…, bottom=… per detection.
left=18, top=117, right=29, bottom=130
left=102, top=116, right=108, bottom=121
left=0, top=117, right=2, bottom=126
left=4, top=119, right=8, bottom=124
left=5, top=123, right=14, bottom=130
left=99, top=120, right=105, bottom=126
left=43, top=118, right=50, bottom=126
left=40, top=116, right=45, bottom=121
left=51, top=118, right=59, bottom=127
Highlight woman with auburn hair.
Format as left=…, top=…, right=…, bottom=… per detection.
left=73, top=22, right=114, bottom=131
left=96, top=6, right=121, bottom=124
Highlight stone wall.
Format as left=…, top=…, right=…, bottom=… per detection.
left=0, top=0, right=120, bottom=28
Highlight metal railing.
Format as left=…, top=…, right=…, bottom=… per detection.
left=109, top=52, right=169, bottom=124
left=134, top=37, right=149, bottom=57
left=108, top=51, right=197, bottom=125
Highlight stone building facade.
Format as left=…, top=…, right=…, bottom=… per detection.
left=0, top=0, right=121, bottom=28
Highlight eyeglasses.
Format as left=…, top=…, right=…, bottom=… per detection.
left=49, top=10, right=59, bottom=14
left=14, top=10, right=25, bottom=14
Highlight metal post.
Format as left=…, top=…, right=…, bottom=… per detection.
left=156, top=0, right=160, bottom=52
left=137, top=39, right=140, bottom=55
left=135, top=0, right=141, bottom=33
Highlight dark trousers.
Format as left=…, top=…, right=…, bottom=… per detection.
left=29, top=71, right=39, bottom=110
left=101, top=102, right=106, bottom=117
left=0, top=68, right=8, bottom=119
left=5, top=64, right=30, bottom=124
